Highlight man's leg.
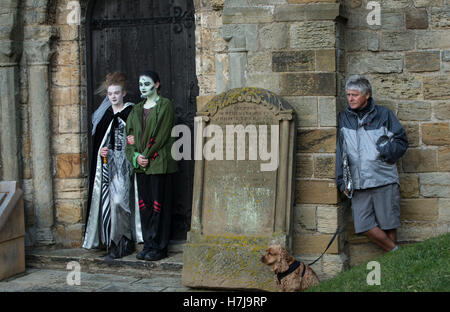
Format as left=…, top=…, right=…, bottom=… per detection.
left=364, top=226, right=396, bottom=251
left=385, top=229, right=397, bottom=245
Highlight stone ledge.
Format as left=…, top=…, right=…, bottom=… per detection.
left=25, top=247, right=183, bottom=279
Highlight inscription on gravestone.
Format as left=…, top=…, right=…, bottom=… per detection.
left=182, top=88, right=296, bottom=291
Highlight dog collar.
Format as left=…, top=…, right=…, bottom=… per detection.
left=277, top=260, right=305, bottom=283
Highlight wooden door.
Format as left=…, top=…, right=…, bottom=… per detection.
left=86, top=0, right=197, bottom=240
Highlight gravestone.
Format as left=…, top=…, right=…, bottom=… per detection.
left=182, top=87, right=296, bottom=291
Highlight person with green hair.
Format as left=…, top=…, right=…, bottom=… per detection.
left=125, top=70, right=178, bottom=261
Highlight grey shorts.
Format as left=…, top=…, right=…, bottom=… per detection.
left=351, top=183, right=401, bottom=234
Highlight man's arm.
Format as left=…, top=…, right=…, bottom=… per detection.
left=377, top=110, right=408, bottom=164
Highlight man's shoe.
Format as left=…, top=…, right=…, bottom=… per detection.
left=144, top=250, right=167, bottom=261
left=136, top=249, right=151, bottom=260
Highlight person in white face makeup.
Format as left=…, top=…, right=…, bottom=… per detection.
left=83, top=72, right=142, bottom=263
left=126, top=70, right=178, bottom=261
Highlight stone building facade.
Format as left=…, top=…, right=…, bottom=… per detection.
left=0, top=0, right=449, bottom=281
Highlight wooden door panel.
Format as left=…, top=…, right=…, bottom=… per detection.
left=86, top=0, right=197, bottom=240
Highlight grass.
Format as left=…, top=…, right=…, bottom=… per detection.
left=307, top=233, right=450, bottom=292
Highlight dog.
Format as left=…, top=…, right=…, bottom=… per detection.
left=261, top=245, right=320, bottom=292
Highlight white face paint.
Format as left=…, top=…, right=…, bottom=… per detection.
left=107, top=85, right=125, bottom=106
left=139, top=76, right=157, bottom=98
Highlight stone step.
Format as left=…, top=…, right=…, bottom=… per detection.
left=25, top=246, right=184, bottom=279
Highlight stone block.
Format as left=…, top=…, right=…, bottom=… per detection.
left=295, top=180, right=339, bottom=204
left=292, top=233, right=339, bottom=255
left=273, top=4, right=306, bottom=22
left=222, top=7, right=273, bottom=24
left=419, top=172, right=450, bottom=197
left=245, top=73, right=281, bottom=95
left=434, top=102, right=450, bottom=120
left=272, top=51, right=315, bottom=72
left=438, top=199, right=450, bottom=222
left=304, top=3, right=340, bottom=20
left=259, top=23, right=288, bottom=50
left=402, top=148, right=437, bottom=173
left=247, top=52, right=272, bottom=73
left=413, top=0, right=444, bottom=7
left=397, top=101, right=431, bottom=121
left=403, top=123, right=419, bottom=147
left=317, top=205, right=338, bottom=234
left=369, top=74, right=422, bottom=100
left=438, top=147, right=450, bottom=171
left=52, top=133, right=86, bottom=154
left=314, top=155, right=335, bottom=179
left=405, top=51, right=440, bottom=72
left=51, top=86, right=80, bottom=106
left=380, top=12, right=405, bottom=30
left=400, top=199, right=438, bottom=221
left=423, top=76, right=450, bottom=100
left=431, top=7, right=450, bottom=29
left=397, top=222, right=441, bottom=242
left=56, top=153, right=87, bottom=179
left=56, top=200, right=83, bottom=224
left=54, top=178, right=87, bottom=200
left=290, top=21, right=335, bottom=49
left=347, top=52, right=403, bottom=74
left=295, top=154, right=314, bottom=178
left=58, top=105, right=80, bottom=133
left=214, top=53, right=228, bottom=93
left=316, top=49, right=335, bottom=72
left=280, top=73, right=336, bottom=96
left=417, top=31, right=450, bottom=49
left=318, top=97, right=337, bottom=127
left=320, top=254, right=347, bottom=280
left=380, top=32, right=415, bottom=51
left=405, top=9, right=429, bottom=29
left=293, top=204, right=316, bottom=231
left=348, top=242, right=384, bottom=267
left=58, top=25, right=79, bottom=41
left=296, top=128, right=336, bottom=153
left=399, top=174, right=420, bottom=198
left=52, top=65, right=80, bottom=87
left=197, top=10, right=222, bottom=28
left=345, top=30, right=378, bottom=52
left=422, top=123, right=450, bottom=145
left=54, top=41, right=79, bottom=66
left=286, top=96, right=318, bottom=127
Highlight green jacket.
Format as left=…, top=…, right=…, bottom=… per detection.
left=125, top=96, right=178, bottom=175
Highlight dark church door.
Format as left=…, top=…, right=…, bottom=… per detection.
left=86, top=0, right=197, bottom=240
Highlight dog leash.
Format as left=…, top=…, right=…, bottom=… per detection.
left=307, top=225, right=341, bottom=266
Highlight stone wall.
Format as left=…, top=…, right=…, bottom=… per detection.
left=342, top=0, right=450, bottom=265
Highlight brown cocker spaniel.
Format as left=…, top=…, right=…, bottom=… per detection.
left=261, top=245, right=320, bottom=292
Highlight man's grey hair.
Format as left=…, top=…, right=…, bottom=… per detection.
left=345, top=75, right=372, bottom=96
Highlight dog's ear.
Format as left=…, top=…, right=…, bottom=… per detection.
left=273, top=247, right=290, bottom=273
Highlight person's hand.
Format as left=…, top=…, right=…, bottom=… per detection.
left=127, top=135, right=135, bottom=145
left=137, top=154, right=148, bottom=168
left=100, top=147, right=109, bottom=158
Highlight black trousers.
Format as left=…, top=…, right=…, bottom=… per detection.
left=136, top=173, right=172, bottom=253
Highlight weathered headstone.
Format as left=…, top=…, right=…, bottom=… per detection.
left=182, top=87, right=296, bottom=291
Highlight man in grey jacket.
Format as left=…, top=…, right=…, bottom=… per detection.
left=335, top=75, right=408, bottom=252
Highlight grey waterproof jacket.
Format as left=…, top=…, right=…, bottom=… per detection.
left=335, top=98, right=408, bottom=192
